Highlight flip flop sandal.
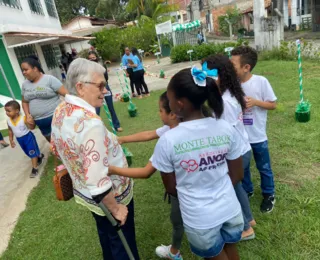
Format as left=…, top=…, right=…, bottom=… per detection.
left=241, top=233, right=256, bottom=241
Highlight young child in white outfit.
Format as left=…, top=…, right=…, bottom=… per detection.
left=5, top=100, right=44, bottom=178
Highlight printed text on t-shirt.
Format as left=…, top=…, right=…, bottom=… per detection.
left=174, top=135, right=231, bottom=155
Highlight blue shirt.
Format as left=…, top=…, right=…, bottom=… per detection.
left=132, top=55, right=144, bottom=72
left=122, top=53, right=134, bottom=67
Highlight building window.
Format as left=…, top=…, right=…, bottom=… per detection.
left=14, top=45, right=39, bottom=67
left=0, top=0, right=22, bottom=9
left=28, top=0, right=44, bottom=15
left=45, top=0, right=58, bottom=18
left=41, top=44, right=58, bottom=70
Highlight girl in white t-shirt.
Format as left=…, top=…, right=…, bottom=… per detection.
left=152, top=67, right=244, bottom=260
left=109, top=92, right=184, bottom=260
left=203, top=55, right=256, bottom=241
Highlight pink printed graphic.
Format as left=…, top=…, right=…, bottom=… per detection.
left=180, top=160, right=199, bottom=173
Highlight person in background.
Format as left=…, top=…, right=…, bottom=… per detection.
left=51, top=58, right=139, bottom=260
left=67, top=52, right=73, bottom=65
left=60, top=51, right=69, bottom=72
left=0, top=132, right=9, bottom=148
left=203, top=54, right=256, bottom=241
left=122, top=47, right=136, bottom=97
left=21, top=58, right=68, bottom=142
left=87, top=51, right=123, bottom=132
left=197, top=31, right=204, bottom=45
left=231, top=46, right=277, bottom=213
left=59, top=65, right=66, bottom=82
left=129, top=47, right=150, bottom=99
left=5, top=100, right=44, bottom=178
left=71, top=48, right=78, bottom=60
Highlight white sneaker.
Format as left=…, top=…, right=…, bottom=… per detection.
left=155, top=245, right=183, bottom=260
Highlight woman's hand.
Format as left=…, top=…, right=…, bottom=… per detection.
left=112, top=204, right=128, bottom=226
left=26, top=114, right=34, bottom=125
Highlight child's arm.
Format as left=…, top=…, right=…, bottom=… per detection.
left=227, top=157, right=244, bottom=185
left=8, top=126, right=15, bottom=148
left=109, top=161, right=156, bottom=179
left=118, top=130, right=159, bottom=144
left=160, top=172, right=177, bottom=197
left=246, top=97, right=277, bottom=110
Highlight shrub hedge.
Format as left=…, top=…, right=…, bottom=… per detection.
left=170, top=40, right=248, bottom=63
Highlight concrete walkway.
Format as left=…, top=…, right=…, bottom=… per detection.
left=0, top=130, right=50, bottom=256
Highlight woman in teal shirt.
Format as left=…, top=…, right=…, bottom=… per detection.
left=130, top=47, right=149, bottom=98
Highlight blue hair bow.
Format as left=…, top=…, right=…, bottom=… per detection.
left=191, top=62, right=218, bottom=87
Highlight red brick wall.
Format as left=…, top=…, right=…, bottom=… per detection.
left=212, top=6, right=230, bottom=33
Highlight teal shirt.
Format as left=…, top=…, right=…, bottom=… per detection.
left=132, top=55, right=144, bottom=72
left=121, top=53, right=134, bottom=67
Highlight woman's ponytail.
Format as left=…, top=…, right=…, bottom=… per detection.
left=206, top=77, right=224, bottom=119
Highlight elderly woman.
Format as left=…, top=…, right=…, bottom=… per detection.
left=21, top=58, right=68, bottom=142
left=50, top=58, right=139, bottom=260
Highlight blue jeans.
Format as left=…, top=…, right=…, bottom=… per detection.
left=92, top=199, right=140, bottom=260
left=0, top=132, right=3, bottom=141
left=96, top=95, right=121, bottom=130
left=234, top=150, right=253, bottom=231
left=242, top=141, right=275, bottom=196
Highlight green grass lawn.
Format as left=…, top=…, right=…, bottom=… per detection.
left=1, top=60, right=320, bottom=260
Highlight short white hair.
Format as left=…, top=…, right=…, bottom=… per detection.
left=65, top=58, right=106, bottom=95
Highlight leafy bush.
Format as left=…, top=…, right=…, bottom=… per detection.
left=218, top=7, right=242, bottom=36
left=170, top=40, right=248, bottom=63
left=90, top=18, right=157, bottom=61
left=77, top=48, right=91, bottom=59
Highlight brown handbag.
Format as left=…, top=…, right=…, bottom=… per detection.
left=53, top=156, right=74, bottom=201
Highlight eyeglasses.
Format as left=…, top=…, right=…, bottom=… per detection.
left=83, top=81, right=106, bottom=92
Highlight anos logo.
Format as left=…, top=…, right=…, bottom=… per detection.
left=180, top=159, right=198, bottom=173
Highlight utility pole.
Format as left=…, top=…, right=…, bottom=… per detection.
left=276, top=0, right=284, bottom=40
left=253, top=0, right=265, bottom=50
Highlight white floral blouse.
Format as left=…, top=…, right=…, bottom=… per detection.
left=51, top=94, right=133, bottom=216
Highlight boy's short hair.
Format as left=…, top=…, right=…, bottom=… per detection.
left=231, top=46, right=258, bottom=71
left=5, top=100, right=20, bottom=111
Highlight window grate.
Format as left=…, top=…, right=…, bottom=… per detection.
left=14, top=45, right=39, bottom=68
left=41, top=44, right=58, bottom=70
left=28, top=0, right=44, bottom=15
left=45, top=0, right=58, bottom=18
left=0, top=0, right=22, bottom=9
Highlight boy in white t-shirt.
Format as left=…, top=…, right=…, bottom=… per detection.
left=231, top=46, right=277, bottom=213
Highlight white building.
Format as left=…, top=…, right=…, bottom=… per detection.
left=62, top=16, right=117, bottom=53
left=0, top=0, right=91, bottom=129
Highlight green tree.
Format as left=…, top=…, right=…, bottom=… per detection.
left=126, top=0, right=178, bottom=21
left=55, top=0, right=97, bottom=24
left=218, top=7, right=242, bottom=36
left=95, top=0, right=132, bottom=21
